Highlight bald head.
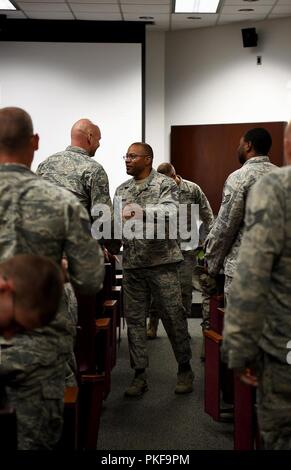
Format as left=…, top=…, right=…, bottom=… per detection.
left=157, top=162, right=180, bottom=185
left=71, top=119, right=101, bottom=157
left=157, top=162, right=176, bottom=178
left=284, top=121, right=291, bottom=165
left=0, top=107, right=38, bottom=166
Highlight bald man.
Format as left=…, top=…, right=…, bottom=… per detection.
left=37, top=119, right=117, bottom=252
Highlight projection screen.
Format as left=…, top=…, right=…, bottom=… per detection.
left=0, top=41, right=142, bottom=196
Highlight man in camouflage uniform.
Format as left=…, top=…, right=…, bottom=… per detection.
left=205, top=127, right=277, bottom=300
left=0, top=254, right=64, bottom=449
left=36, top=119, right=109, bottom=221
left=0, top=107, right=104, bottom=449
left=222, top=122, right=291, bottom=450
left=115, top=143, right=193, bottom=397
left=147, top=163, right=214, bottom=338
left=36, top=119, right=119, bottom=254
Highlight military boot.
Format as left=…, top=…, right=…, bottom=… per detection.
left=175, top=369, right=194, bottom=394
left=124, top=372, right=148, bottom=397
left=146, top=317, right=159, bottom=339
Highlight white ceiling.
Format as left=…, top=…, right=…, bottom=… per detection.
left=2, top=0, right=291, bottom=31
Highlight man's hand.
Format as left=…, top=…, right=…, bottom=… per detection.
left=122, top=203, right=144, bottom=221
left=61, top=258, right=69, bottom=283
left=237, top=367, right=258, bottom=386
left=103, top=247, right=119, bottom=263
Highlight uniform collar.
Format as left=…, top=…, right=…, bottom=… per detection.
left=243, top=155, right=270, bottom=166
left=65, top=146, right=91, bottom=158
left=125, top=168, right=156, bottom=191
left=0, top=163, right=33, bottom=174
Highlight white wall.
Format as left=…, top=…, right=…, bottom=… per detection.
left=145, top=31, right=166, bottom=166
left=0, top=42, right=142, bottom=196
left=165, top=17, right=291, bottom=160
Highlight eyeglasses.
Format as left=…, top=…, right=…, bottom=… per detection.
left=123, top=153, right=149, bottom=161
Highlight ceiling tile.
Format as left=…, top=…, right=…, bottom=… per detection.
left=2, top=0, right=291, bottom=31
left=172, top=13, right=218, bottom=22
left=223, top=0, right=275, bottom=4
left=172, top=13, right=218, bottom=28
left=70, top=3, right=120, bottom=13
left=218, top=13, right=265, bottom=24
left=26, top=11, right=75, bottom=18
left=123, top=12, right=168, bottom=21
left=120, top=0, right=170, bottom=4
left=69, top=0, right=118, bottom=3
left=18, top=0, right=65, bottom=3
left=17, top=2, right=71, bottom=12
left=74, top=12, right=122, bottom=20
left=121, top=4, right=170, bottom=14
left=221, top=4, right=273, bottom=14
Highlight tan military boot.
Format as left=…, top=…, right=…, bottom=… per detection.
left=175, top=369, right=194, bottom=394
left=124, top=373, right=148, bottom=397
left=146, top=317, right=159, bottom=339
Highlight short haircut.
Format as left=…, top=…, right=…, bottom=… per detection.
left=243, top=127, right=272, bottom=155
left=131, top=142, right=154, bottom=159
left=157, top=162, right=175, bottom=177
left=0, top=254, right=64, bottom=327
left=0, top=107, right=33, bottom=153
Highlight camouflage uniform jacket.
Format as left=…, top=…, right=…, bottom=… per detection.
left=36, top=146, right=112, bottom=222
left=0, top=163, right=104, bottom=356
left=177, top=176, right=214, bottom=250
left=114, top=169, right=183, bottom=269
left=205, top=156, right=276, bottom=277
left=222, top=167, right=291, bottom=368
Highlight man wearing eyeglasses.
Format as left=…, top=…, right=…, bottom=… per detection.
left=147, top=163, right=214, bottom=340
left=114, top=143, right=193, bottom=397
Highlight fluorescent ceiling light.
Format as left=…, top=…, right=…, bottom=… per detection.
left=174, top=0, right=220, bottom=14
left=0, top=0, right=16, bottom=10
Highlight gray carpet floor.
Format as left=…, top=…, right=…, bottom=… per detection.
left=97, top=318, right=233, bottom=450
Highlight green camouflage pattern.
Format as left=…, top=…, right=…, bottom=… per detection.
left=123, top=264, right=192, bottom=369
left=178, top=177, right=214, bottom=243
left=114, top=169, right=183, bottom=269
left=222, top=167, right=291, bottom=449
left=0, top=163, right=104, bottom=449
left=206, top=156, right=276, bottom=278
left=37, top=146, right=112, bottom=222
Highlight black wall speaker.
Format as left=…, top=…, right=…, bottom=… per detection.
left=241, top=27, right=258, bottom=47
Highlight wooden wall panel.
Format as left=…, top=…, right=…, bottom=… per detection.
left=171, top=122, right=285, bottom=214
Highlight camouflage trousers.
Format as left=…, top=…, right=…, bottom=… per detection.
left=6, top=360, right=66, bottom=450
left=192, top=270, right=212, bottom=331
left=123, top=263, right=192, bottom=369
left=64, top=283, right=78, bottom=387
left=149, top=251, right=195, bottom=324
left=223, top=275, right=233, bottom=306
left=257, top=353, right=291, bottom=449
left=0, top=333, right=68, bottom=450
